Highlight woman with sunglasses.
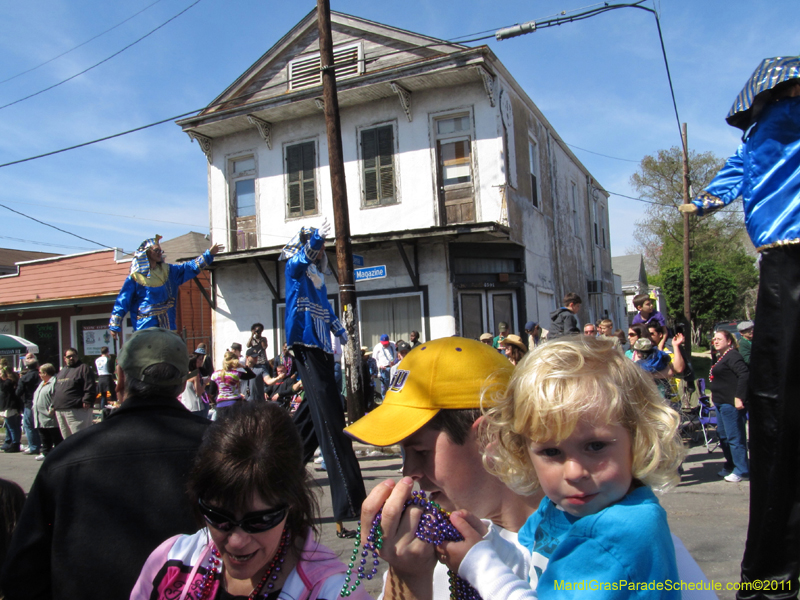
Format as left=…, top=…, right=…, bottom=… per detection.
left=131, top=401, right=369, bottom=600
left=624, top=324, right=650, bottom=359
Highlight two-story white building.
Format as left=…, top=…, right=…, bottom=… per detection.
left=177, top=9, right=616, bottom=357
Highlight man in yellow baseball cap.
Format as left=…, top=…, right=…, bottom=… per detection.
left=345, top=336, right=511, bottom=447
left=346, top=337, right=535, bottom=599
left=347, top=336, right=713, bottom=600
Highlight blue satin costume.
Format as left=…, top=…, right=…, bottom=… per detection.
left=284, top=229, right=344, bottom=351
left=282, top=226, right=364, bottom=524
left=693, top=93, right=800, bottom=598
left=691, top=96, right=800, bottom=251
left=108, top=250, right=213, bottom=333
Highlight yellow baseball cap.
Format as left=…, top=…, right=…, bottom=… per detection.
left=345, top=336, right=513, bottom=446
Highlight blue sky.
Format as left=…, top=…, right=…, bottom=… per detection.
left=0, top=0, right=796, bottom=260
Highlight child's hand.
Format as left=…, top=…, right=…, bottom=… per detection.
left=437, top=510, right=487, bottom=573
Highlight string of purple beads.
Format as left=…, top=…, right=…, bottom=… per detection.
left=339, top=490, right=481, bottom=600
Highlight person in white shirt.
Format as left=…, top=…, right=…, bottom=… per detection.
left=94, top=346, right=116, bottom=409
left=372, top=334, right=397, bottom=398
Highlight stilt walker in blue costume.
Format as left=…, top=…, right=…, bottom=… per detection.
left=109, top=235, right=222, bottom=340
left=680, top=57, right=800, bottom=600
left=281, top=218, right=366, bottom=539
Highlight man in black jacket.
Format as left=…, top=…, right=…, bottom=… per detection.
left=15, top=354, right=41, bottom=455
left=52, top=347, right=96, bottom=438
left=1, top=328, right=210, bottom=600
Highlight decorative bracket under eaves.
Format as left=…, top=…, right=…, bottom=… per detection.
left=390, top=82, right=412, bottom=122
left=187, top=131, right=213, bottom=164
left=475, top=65, right=496, bottom=107
left=314, top=98, right=325, bottom=111
left=247, top=115, right=273, bottom=150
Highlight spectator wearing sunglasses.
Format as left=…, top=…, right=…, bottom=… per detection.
left=132, top=401, right=369, bottom=600
left=1, top=328, right=210, bottom=600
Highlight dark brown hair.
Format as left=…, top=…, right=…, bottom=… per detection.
left=563, top=292, right=582, bottom=306
left=0, top=478, right=25, bottom=568
left=628, top=324, right=650, bottom=341
left=427, top=408, right=481, bottom=446
left=187, top=402, right=318, bottom=538
left=632, top=294, right=652, bottom=310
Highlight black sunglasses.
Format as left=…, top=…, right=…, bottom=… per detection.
left=198, top=498, right=288, bottom=534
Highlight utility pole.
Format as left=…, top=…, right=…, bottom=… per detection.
left=317, top=0, right=365, bottom=422
left=681, top=123, right=692, bottom=351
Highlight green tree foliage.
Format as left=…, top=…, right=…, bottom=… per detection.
left=662, top=261, right=739, bottom=343
left=629, top=146, right=758, bottom=320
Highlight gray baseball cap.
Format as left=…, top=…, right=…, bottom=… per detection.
left=737, top=321, right=754, bottom=332
left=118, top=328, right=189, bottom=386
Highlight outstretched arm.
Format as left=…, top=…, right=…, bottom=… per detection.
left=171, top=246, right=220, bottom=286
left=680, top=145, right=745, bottom=216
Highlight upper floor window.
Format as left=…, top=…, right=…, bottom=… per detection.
left=435, top=114, right=475, bottom=224
left=529, top=137, right=540, bottom=209
left=288, top=43, right=363, bottom=91
left=436, top=115, right=472, bottom=185
left=361, top=125, right=396, bottom=207
left=286, top=141, right=317, bottom=218
left=230, top=156, right=257, bottom=250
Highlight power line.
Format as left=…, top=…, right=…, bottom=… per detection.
left=0, top=235, right=95, bottom=251
left=0, top=0, right=203, bottom=112
left=0, top=202, right=113, bottom=250
left=0, top=2, right=680, bottom=181
left=565, top=143, right=640, bottom=163
left=0, top=0, right=165, bottom=86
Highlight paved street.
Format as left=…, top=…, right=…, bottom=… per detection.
left=1, top=438, right=746, bottom=599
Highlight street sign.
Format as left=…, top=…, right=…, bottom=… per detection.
left=352, top=254, right=364, bottom=267
left=354, top=265, right=386, bottom=282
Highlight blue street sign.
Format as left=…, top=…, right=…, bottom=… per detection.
left=352, top=254, right=364, bottom=267
left=354, top=265, right=387, bottom=281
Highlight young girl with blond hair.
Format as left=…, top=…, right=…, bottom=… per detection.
left=440, top=336, right=686, bottom=599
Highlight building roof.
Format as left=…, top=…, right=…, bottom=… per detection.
left=612, top=254, right=648, bottom=290
left=160, top=231, right=209, bottom=262
left=0, top=249, right=129, bottom=307
left=0, top=232, right=201, bottom=309
left=0, top=248, right=60, bottom=275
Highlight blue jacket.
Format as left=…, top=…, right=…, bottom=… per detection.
left=109, top=250, right=213, bottom=333
left=518, top=486, right=680, bottom=599
left=691, top=96, right=800, bottom=251
left=284, top=230, right=344, bottom=353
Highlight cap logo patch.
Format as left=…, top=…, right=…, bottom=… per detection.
left=389, top=369, right=410, bottom=392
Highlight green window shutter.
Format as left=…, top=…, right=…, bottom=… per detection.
left=377, top=126, right=394, bottom=203
left=362, top=128, right=378, bottom=205
left=286, top=142, right=316, bottom=216
left=361, top=126, right=394, bottom=206
left=286, top=145, right=302, bottom=216
left=302, top=142, right=317, bottom=214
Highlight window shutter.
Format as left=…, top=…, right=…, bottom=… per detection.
left=289, top=55, right=321, bottom=90
left=302, top=143, right=316, bottom=213
left=287, top=145, right=303, bottom=216
left=361, top=125, right=394, bottom=206
left=289, top=43, right=362, bottom=90
left=362, top=129, right=378, bottom=205
left=377, top=126, right=394, bottom=202
left=333, top=45, right=360, bottom=78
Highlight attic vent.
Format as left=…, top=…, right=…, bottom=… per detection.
left=288, top=43, right=362, bottom=91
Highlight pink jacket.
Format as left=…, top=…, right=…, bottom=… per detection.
left=131, top=528, right=370, bottom=600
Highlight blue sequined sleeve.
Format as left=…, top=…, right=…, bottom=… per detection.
left=169, top=250, right=214, bottom=286
left=692, top=145, right=745, bottom=216
left=109, top=277, right=137, bottom=332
